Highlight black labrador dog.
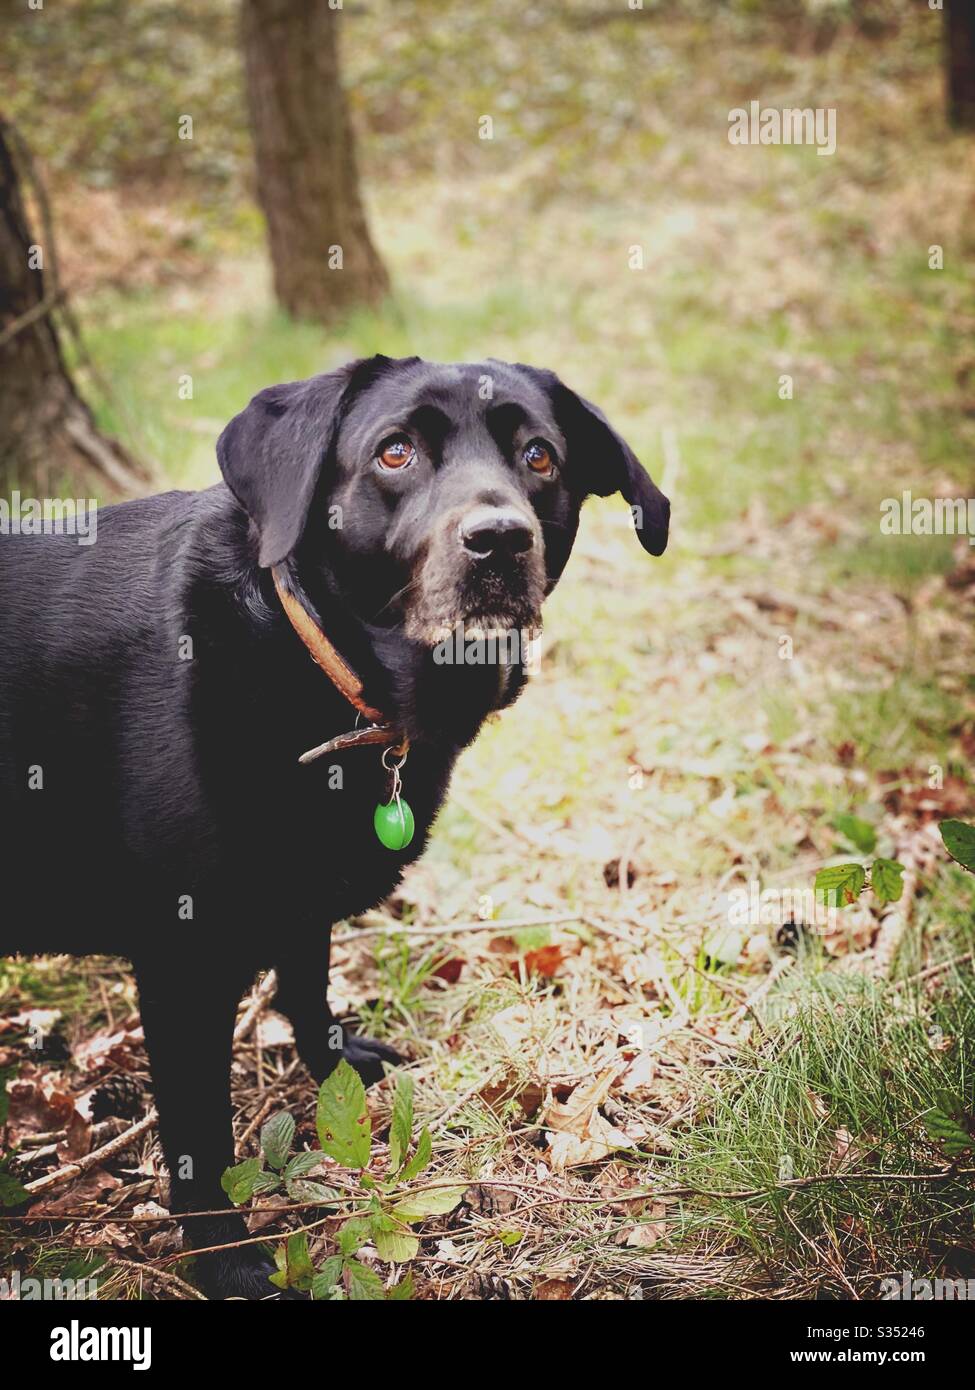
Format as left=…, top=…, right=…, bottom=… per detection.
left=0, top=355, right=669, bottom=1297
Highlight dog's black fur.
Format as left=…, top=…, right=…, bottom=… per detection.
left=0, top=356, right=668, bottom=1297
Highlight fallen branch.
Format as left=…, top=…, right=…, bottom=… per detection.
left=233, top=970, right=278, bottom=1042
left=14, top=1117, right=127, bottom=1167
left=23, top=1109, right=157, bottom=1196
left=107, top=1254, right=206, bottom=1301
left=905, top=950, right=973, bottom=985
left=336, top=913, right=584, bottom=943
left=236, top=1058, right=301, bottom=1150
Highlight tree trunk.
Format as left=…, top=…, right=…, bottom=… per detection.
left=947, top=0, right=975, bottom=130
left=0, top=119, right=147, bottom=497
left=241, top=0, right=389, bottom=323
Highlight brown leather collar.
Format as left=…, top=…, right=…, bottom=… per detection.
left=271, top=565, right=405, bottom=765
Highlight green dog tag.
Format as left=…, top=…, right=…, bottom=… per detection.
left=374, top=797, right=415, bottom=850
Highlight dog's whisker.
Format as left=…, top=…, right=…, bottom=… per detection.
left=370, top=575, right=423, bottom=622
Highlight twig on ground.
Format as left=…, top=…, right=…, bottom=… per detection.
left=9, top=1164, right=972, bottom=1228
left=730, top=955, right=793, bottom=1030
left=236, top=1059, right=302, bottom=1150
left=107, top=1254, right=206, bottom=1301
left=23, top=1109, right=158, bottom=1196
left=905, top=950, right=973, bottom=985
left=14, top=1117, right=127, bottom=1167
left=233, top=970, right=278, bottom=1043
left=428, top=1065, right=506, bottom=1131
left=337, top=913, right=584, bottom=942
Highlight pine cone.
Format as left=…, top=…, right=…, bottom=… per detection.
left=89, top=1073, right=146, bottom=1122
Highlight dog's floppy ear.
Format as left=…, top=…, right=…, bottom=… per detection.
left=217, top=356, right=390, bottom=568
left=520, top=367, right=670, bottom=556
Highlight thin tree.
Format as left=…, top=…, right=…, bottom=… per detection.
left=0, top=119, right=147, bottom=496
left=241, top=0, right=389, bottom=323
left=946, top=0, right=975, bottom=130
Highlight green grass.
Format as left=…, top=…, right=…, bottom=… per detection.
left=78, top=225, right=972, bottom=597
left=668, top=968, right=975, bottom=1296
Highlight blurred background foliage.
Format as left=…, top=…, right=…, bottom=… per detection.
left=2, top=0, right=969, bottom=525
left=0, top=0, right=950, bottom=286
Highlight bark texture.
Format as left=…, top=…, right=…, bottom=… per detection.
left=241, top=0, right=389, bottom=322
left=947, top=0, right=975, bottom=130
left=0, top=119, right=145, bottom=496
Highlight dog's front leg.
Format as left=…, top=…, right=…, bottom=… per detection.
left=135, top=956, right=280, bottom=1300
left=273, top=932, right=401, bottom=1087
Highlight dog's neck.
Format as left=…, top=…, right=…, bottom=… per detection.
left=271, top=564, right=387, bottom=727
left=271, top=560, right=527, bottom=750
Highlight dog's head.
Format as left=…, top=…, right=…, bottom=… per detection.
left=218, top=356, right=669, bottom=642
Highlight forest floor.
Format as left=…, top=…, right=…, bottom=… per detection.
left=2, top=10, right=975, bottom=1299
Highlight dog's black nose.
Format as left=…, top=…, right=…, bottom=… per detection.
left=459, top=506, right=535, bottom=558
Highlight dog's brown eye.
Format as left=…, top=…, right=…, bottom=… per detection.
left=524, top=440, right=554, bottom=475
left=377, top=436, right=415, bottom=470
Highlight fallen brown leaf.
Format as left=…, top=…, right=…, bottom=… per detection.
left=543, top=1065, right=637, bottom=1170
left=533, top=1277, right=575, bottom=1300
left=27, top=1168, right=120, bottom=1217
left=621, top=1203, right=668, bottom=1248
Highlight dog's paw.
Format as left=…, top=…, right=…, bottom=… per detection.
left=194, top=1242, right=303, bottom=1301
left=341, top=1033, right=403, bottom=1087
left=296, top=1028, right=402, bottom=1087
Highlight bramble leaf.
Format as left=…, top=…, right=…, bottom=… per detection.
left=923, top=1094, right=972, bottom=1158
left=815, top=862, right=866, bottom=907
left=283, top=1151, right=326, bottom=1181
left=220, top=1157, right=263, bottom=1206
left=940, top=820, right=975, bottom=875
left=316, top=1059, right=371, bottom=1169
left=392, top=1186, right=466, bottom=1222
left=389, top=1073, right=414, bottom=1173
left=0, top=1170, right=30, bottom=1209
left=284, top=1231, right=316, bottom=1290
left=260, top=1112, right=295, bottom=1170
left=870, top=858, right=905, bottom=905
left=268, top=1243, right=289, bottom=1290
left=398, top=1126, right=432, bottom=1183
left=252, top=1170, right=282, bottom=1196
left=338, top=1216, right=372, bottom=1257
left=387, top=1270, right=415, bottom=1300
left=286, top=1179, right=339, bottom=1203
left=311, top=1256, right=345, bottom=1300
left=346, top=1260, right=386, bottom=1301
left=373, top=1224, right=419, bottom=1263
